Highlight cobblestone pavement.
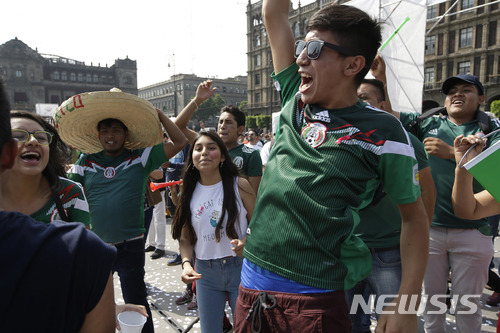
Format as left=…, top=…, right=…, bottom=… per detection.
left=114, top=218, right=500, bottom=332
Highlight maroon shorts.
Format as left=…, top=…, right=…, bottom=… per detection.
left=234, top=285, right=351, bottom=333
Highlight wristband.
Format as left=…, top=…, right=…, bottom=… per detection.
left=181, top=259, right=192, bottom=269
left=191, top=99, right=199, bottom=110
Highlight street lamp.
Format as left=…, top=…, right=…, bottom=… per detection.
left=168, top=54, right=177, bottom=117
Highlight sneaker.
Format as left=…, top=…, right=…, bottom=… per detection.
left=168, top=253, right=182, bottom=266
left=187, top=294, right=198, bottom=310
left=175, top=288, right=193, bottom=305
left=145, top=245, right=156, bottom=252
left=487, top=292, right=500, bottom=306
left=151, top=249, right=165, bottom=260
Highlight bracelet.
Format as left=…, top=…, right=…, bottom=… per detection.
left=181, top=259, right=192, bottom=269
left=191, top=99, right=199, bottom=110
left=177, top=192, right=182, bottom=197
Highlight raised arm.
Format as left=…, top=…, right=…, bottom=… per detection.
left=174, top=80, right=217, bottom=144
left=262, top=0, right=296, bottom=74
left=452, top=134, right=500, bottom=219
left=157, top=109, right=188, bottom=159
left=370, top=55, right=399, bottom=119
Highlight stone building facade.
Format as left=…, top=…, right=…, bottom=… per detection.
left=0, top=37, right=137, bottom=112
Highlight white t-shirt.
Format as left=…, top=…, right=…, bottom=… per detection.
left=190, top=178, right=248, bottom=260
left=245, top=141, right=263, bottom=151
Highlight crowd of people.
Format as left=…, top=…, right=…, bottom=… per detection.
left=2, top=1, right=500, bottom=333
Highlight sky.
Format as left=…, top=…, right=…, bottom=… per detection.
left=2, top=0, right=314, bottom=89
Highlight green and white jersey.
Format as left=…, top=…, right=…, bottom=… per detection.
left=68, top=144, right=167, bottom=243
left=354, top=133, right=428, bottom=248
left=400, top=112, right=500, bottom=229
left=243, top=64, right=421, bottom=290
left=31, top=177, right=91, bottom=226
left=229, top=144, right=262, bottom=178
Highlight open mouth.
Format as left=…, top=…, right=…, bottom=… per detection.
left=20, top=151, right=40, bottom=161
left=452, top=100, right=464, bottom=105
left=300, top=73, right=313, bottom=91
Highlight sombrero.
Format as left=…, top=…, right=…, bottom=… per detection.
left=54, top=88, right=163, bottom=154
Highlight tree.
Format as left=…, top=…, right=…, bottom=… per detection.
left=246, top=116, right=257, bottom=130
left=491, top=100, right=500, bottom=119
left=194, top=93, right=226, bottom=123
left=239, top=100, right=248, bottom=115
left=256, top=115, right=271, bottom=130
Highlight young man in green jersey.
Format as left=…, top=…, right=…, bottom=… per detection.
left=232, top=1, right=429, bottom=332
left=346, top=77, right=436, bottom=332
left=386, top=72, right=500, bottom=332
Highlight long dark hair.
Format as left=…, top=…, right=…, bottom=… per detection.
left=10, top=111, right=71, bottom=192
left=171, top=131, right=240, bottom=244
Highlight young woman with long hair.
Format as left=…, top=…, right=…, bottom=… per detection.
left=171, top=131, right=255, bottom=332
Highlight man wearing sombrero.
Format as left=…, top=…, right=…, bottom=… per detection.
left=55, top=88, right=188, bottom=333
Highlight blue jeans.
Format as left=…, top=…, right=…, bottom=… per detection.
left=113, top=238, right=154, bottom=333
left=196, top=256, right=243, bottom=333
left=345, top=247, right=402, bottom=333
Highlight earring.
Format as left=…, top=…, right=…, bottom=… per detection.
left=220, top=161, right=224, bottom=168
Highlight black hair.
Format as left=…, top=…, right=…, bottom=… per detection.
left=97, top=118, right=128, bottom=132
left=306, top=5, right=382, bottom=86
left=220, top=105, right=245, bottom=127
left=171, top=131, right=240, bottom=244
left=10, top=111, right=71, bottom=192
left=361, top=78, right=386, bottom=102
left=0, top=79, right=11, bottom=153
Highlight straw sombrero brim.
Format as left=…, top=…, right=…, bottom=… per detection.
left=54, top=90, right=163, bottom=154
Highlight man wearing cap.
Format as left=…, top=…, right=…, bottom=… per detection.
left=57, top=90, right=188, bottom=333
left=387, top=74, right=500, bottom=332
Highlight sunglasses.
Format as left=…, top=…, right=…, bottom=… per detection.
left=294, top=40, right=356, bottom=60
left=12, top=129, right=53, bottom=145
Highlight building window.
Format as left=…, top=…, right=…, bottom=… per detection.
left=15, top=70, right=22, bottom=78
left=427, top=5, right=437, bottom=19
left=437, top=62, right=443, bottom=83
left=86, top=74, right=92, bottom=83
left=426, top=36, right=436, bottom=55
left=424, top=67, right=434, bottom=89
left=449, top=2, right=457, bottom=21
left=489, top=20, right=497, bottom=46
left=474, top=56, right=481, bottom=77
left=93, top=74, right=99, bottom=83
left=448, top=30, right=456, bottom=53
left=458, top=61, right=471, bottom=74
left=53, top=71, right=60, bottom=80
left=255, top=35, right=261, bottom=47
left=255, top=73, right=261, bottom=85
left=50, top=95, right=60, bottom=104
left=462, top=0, right=474, bottom=9
left=223, top=86, right=227, bottom=93
left=459, top=27, right=473, bottom=48
left=70, top=73, right=76, bottom=81
left=303, top=19, right=308, bottom=35
left=14, top=92, right=27, bottom=102
left=78, top=73, right=83, bottom=82
left=491, top=0, right=498, bottom=11
left=486, top=54, right=494, bottom=82
left=255, top=54, right=261, bottom=67
left=437, top=33, right=444, bottom=55
left=447, top=61, right=454, bottom=78
left=478, top=0, right=485, bottom=14
left=255, top=92, right=261, bottom=104
left=124, top=76, right=132, bottom=84
left=476, top=24, right=483, bottom=48
left=61, top=72, right=67, bottom=81
left=293, top=22, right=300, bottom=38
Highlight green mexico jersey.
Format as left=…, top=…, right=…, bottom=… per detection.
left=68, top=144, right=167, bottom=243
left=400, top=112, right=500, bottom=229
left=229, top=144, right=262, bottom=178
left=354, top=133, right=428, bottom=248
left=243, top=64, right=421, bottom=290
left=31, top=177, right=91, bottom=226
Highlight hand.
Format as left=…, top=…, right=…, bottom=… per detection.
left=370, top=54, right=387, bottom=83
left=375, top=296, right=418, bottom=333
left=423, top=137, right=454, bottom=159
left=231, top=238, right=245, bottom=257
left=181, top=264, right=202, bottom=285
left=115, top=304, right=148, bottom=331
left=195, top=80, right=217, bottom=104
left=453, top=134, right=486, bottom=166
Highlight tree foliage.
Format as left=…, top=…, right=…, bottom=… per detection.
left=193, top=93, right=226, bottom=122
left=491, top=100, right=500, bottom=119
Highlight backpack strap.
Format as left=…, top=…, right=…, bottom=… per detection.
left=408, top=106, right=446, bottom=136
left=476, top=110, right=492, bottom=135
left=52, top=190, right=69, bottom=222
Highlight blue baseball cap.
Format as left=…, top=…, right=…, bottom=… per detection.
left=442, top=74, right=484, bottom=95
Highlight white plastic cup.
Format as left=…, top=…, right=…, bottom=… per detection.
left=117, top=311, right=147, bottom=333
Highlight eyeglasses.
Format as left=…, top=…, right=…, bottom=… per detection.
left=294, top=40, right=356, bottom=60
left=12, top=129, right=53, bottom=145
